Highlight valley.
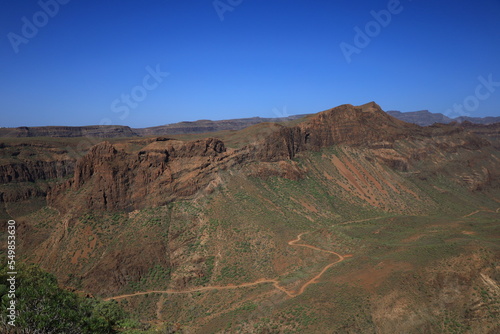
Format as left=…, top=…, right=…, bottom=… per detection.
left=105, top=229, right=347, bottom=301
left=1, top=102, right=499, bottom=333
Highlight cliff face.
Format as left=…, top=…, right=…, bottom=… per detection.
left=48, top=138, right=229, bottom=212
left=0, top=125, right=138, bottom=138
left=41, top=102, right=497, bottom=212
left=2, top=102, right=498, bottom=215
left=301, top=102, right=420, bottom=146
left=0, top=160, right=74, bottom=183
left=0, top=141, right=76, bottom=210
left=254, top=102, right=423, bottom=161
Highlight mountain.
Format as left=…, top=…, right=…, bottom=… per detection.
left=387, top=109, right=500, bottom=126
left=1, top=102, right=499, bottom=333
left=455, top=115, right=500, bottom=124
left=134, top=114, right=309, bottom=136
left=1, top=109, right=498, bottom=140
left=386, top=110, right=454, bottom=126
left=0, top=115, right=308, bottom=139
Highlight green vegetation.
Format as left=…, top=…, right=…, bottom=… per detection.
left=128, top=265, right=171, bottom=291
left=0, top=261, right=145, bottom=333
left=193, top=256, right=215, bottom=286
left=217, top=264, right=248, bottom=281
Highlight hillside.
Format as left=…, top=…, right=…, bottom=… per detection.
left=1, top=102, right=499, bottom=333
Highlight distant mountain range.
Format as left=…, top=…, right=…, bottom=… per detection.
left=387, top=110, right=500, bottom=126
left=133, top=114, right=309, bottom=136
left=0, top=109, right=498, bottom=138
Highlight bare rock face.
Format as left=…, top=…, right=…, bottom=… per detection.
left=0, top=160, right=74, bottom=183
left=254, top=102, right=422, bottom=161
left=45, top=102, right=499, bottom=213
left=48, top=138, right=228, bottom=212
left=0, top=142, right=76, bottom=209
left=301, top=102, right=417, bottom=147
left=0, top=186, right=47, bottom=203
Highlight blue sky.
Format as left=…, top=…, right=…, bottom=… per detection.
left=1, top=0, right=500, bottom=128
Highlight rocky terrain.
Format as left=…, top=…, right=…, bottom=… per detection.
left=37, top=102, right=498, bottom=212
left=1, top=102, right=499, bottom=333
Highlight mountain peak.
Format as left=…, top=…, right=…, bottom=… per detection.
left=360, top=101, right=383, bottom=113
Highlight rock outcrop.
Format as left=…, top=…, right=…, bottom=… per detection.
left=48, top=138, right=229, bottom=212
left=1, top=102, right=496, bottom=214
left=254, top=102, right=423, bottom=161
left=41, top=102, right=499, bottom=212
left=0, top=160, right=74, bottom=183
left=0, top=125, right=138, bottom=138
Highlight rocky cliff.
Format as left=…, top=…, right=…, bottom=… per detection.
left=0, top=125, right=138, bottom=138
left=48, top=138, right=230, bottom=212
left=41, top=102, right=498, bottom=214
left=253, top=102, right=423, bottom=160
left=0, top=160, right=73, bottom=183
left=0, top=140, right=76, bottom=211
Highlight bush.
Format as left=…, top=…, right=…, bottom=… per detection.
left=0, top=261, right=126, bottom=333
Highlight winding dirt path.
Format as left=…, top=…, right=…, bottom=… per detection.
left=105, top=231, right=346, bottom=301
left=104, top=209, right=500, bottom=302
left=287, top=232, right=346, bottom=296
left=462, top=207, right=500, bottom=218
left=105, top=278, right=282, bottom=301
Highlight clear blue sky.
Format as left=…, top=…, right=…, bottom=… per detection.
left=1, top=0, right=500, bottom=128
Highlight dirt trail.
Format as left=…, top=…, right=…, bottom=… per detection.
left=463, top=208, right=499, bottom=218
left=105, top=278, right=281, bottom=301
left=106, top=208, right=499, bottom=302
left=105, top=231, right=346, bottom=301
left=287, top=232, right=345, bottom=296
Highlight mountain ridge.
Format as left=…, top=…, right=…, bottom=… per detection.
left=387, top=109, right=500, bottom=126
left=2, top=105, right=499, bottom=138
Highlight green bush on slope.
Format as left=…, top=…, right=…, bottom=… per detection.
left=0, top=260, right=128, bottom=333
